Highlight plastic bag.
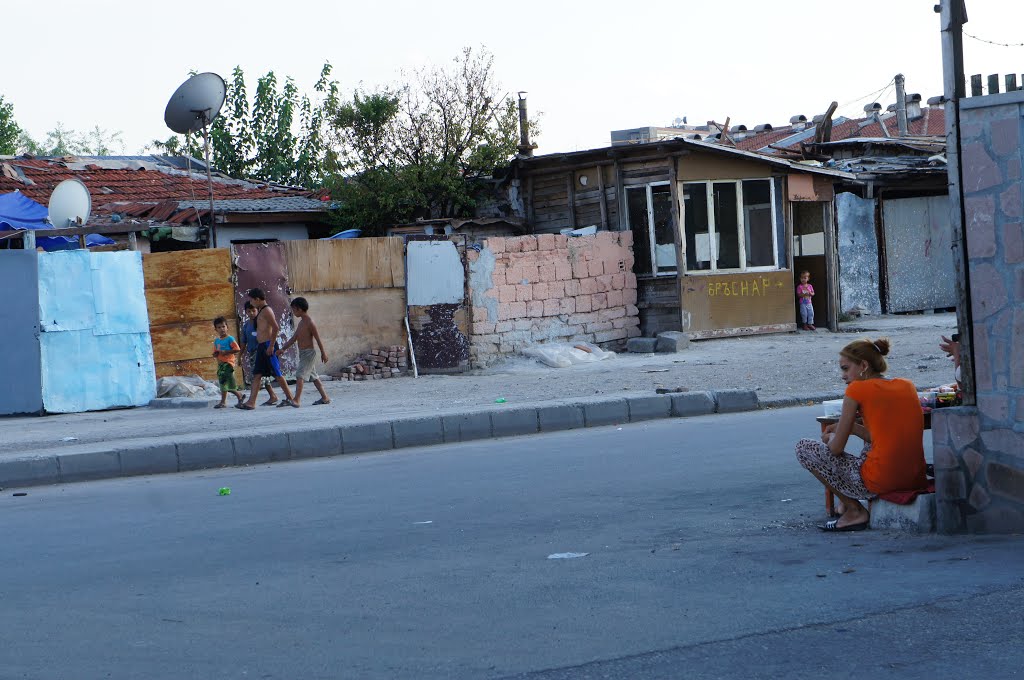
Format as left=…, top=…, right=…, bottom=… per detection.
left=156, top=375, right=221, bottom=399
left=521, top=342, right=616, bottom=368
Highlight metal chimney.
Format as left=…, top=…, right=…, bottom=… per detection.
left=895, top=73, right=909, bottom=137
left=517, top=92, right=535, bottom=157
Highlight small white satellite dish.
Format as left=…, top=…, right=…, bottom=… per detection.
left=164, top=72, right=227, bottom=134
left=48, top=178, right=92, bottom=228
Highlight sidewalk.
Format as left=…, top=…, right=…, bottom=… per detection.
left=0, top=313, right=957, bottom=488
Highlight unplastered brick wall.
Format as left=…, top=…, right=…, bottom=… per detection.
left=467, top=232, right=639, bottom=365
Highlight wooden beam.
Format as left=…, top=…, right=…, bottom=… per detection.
left=597, top=165, right=609, bottom=230
left=566, top=172, right=577, bottom=228
left=614, top=161, right=625, bottom=231
left=668, top=158, right=686, bottom=332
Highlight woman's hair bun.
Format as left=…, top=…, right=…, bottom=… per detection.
left=873, top=337, right=891, bottom=356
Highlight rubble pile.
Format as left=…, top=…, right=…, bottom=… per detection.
left=337, top=345, right=409, bottom=381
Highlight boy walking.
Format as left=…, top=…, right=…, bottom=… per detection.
left=796, top=270, right=816, bottom=331
left=240, top=300, right=280, bottom=405
left=278, top=297, right=331, bottom=406
left=237, top=288, right=296, bottom=410
left=212, top=316, right=245, bottom=408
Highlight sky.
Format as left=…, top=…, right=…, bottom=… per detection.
left=4, top=1, right=1023, bottom=158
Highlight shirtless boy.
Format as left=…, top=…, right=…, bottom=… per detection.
left=278, top=297, right=331, bottom=406
left=237, top=287, right=296, bottom=410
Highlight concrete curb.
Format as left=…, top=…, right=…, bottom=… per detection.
left=2, top=388, right=766, bottom=490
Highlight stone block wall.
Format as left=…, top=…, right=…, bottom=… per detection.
left=467, top=232, right=640, bottom=365
left=933, top=94, right=1024, bottom=533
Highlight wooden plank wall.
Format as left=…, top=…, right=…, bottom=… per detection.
left=143, top=249, right=236, bottom=381
left=283, top=237, right=405, bottom=291
left=284, top=238, right=408, bottom=373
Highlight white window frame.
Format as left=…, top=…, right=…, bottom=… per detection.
left=679, top=177, right=779, bottom=274
left=625, top=181, right=678, bottom=277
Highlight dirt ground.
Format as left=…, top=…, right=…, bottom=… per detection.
left=0, top=312, right=959, bottom=456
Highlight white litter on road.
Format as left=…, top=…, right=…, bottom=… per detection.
left=547, top=552, right=589, bottom=560
left=60, top=437, right=78, bottom=442
left=413, top=521, right=433, bottom=525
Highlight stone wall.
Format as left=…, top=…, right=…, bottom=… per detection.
left=933, top=93, right=1024, bottom=533
left=467, top=232, right=640, bottom=365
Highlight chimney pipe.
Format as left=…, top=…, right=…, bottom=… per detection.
left=517, top=92, right=535, bottom=157
left=895, top=73, right=909, bottom=137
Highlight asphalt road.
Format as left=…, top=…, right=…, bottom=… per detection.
left=2, top=406, right=1021, bottom=680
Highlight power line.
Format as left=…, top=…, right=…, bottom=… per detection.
left=838, top=78, right=896, bottom=110
left=963, top=31, right=1024, bottom=48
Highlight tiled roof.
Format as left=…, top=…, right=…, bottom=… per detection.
left=0, top=155, right=327, bottom=225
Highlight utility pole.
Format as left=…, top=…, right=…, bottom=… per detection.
left=938, top=0, right=973, bottom=401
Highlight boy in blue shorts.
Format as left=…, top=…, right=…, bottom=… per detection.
left=237, top=288, right=296, bottom=410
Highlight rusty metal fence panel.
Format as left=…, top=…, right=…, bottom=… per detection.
left=836, top=192, right=882, bottom=316
left=882, top=196, right=956, bottom=312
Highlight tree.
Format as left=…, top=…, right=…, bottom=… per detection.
left=154, top=64, right=339, bottom=186
left=327, top=47, right=535, bottom=234
left=79, top=126, right=125, bottom=155
left=0, top=95, right=21, bottom=155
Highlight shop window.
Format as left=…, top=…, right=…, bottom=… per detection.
left=682, top=178, right=779, bottom=273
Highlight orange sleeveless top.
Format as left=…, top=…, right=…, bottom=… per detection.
left=845, top=378, right=928, bottom=495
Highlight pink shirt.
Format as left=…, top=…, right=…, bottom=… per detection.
left=797, top=283, right=814, bottom=305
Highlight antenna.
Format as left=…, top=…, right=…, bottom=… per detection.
left=164, top=72, right=227, bottom=247
left=48, top=178, right=92, bottom=228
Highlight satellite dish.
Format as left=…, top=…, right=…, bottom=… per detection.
left=48, top=179, right=92, bottom=228
left=164, top=72, right=227, bottom=134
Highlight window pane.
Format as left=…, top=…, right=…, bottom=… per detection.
left=626, top=187, right=652, bottom=275
left=713, top=183, right=740, bottom=270
left=742, top=179, right=775, bottom=267
left=651, top=185, right=676, bottom=272
left=683, top=183, right=711, bottom=271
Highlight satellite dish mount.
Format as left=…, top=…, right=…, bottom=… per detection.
left=164, top=72, right=227, bottom=247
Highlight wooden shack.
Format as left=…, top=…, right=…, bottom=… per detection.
left=509, top=139, right=854, bottom=338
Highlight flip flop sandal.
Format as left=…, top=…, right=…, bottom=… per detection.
left=312, top=399, right=330, bottom=405
left=261, top=399, right=279, bottom=406
left=819, top=519, right=869, bottom=532
left=214, top=403, right=227, bottom=409
left=276, top=400, right=293, bottom=408
left=234, top=403, right=256, bottom=411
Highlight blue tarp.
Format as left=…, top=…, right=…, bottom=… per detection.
left=0, top=191, right=49, bottom=231
left=0, top=191, right=115, bottom=250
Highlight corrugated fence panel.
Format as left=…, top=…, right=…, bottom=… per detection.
left=882, top=195, right=956, bottom=313
left=284, top=237, right=405, bottom=291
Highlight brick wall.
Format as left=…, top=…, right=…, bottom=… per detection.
left=933, top=95, right=1024, bottom=533
left=467, top=232, right=640, bottom=365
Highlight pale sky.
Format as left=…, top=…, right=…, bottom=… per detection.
left=4, top=0, right=1022, bottom=159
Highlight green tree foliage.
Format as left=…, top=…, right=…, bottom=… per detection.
left=0, top=95, right=21, bottom=155
left=153, top=64, right=338, bottom=186
left=327, top=47, right=533, bottom=235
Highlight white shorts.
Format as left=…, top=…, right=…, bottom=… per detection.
left=297, top=348, right=319, bottom=382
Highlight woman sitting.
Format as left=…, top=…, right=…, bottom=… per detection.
left=795, top=337, right=928, bottom=532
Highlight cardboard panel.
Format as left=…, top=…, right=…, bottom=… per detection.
left=284, top=237, right=405, bottom=291
left=0, top=251, right=43, bottom=415
left=143, top=248, right=233, bottom=289
left=290, top=288, right=406, bottom=374
left=145, top=283, right=237, bottom=327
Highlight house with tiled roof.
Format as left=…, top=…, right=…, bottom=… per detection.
left=0, top=154, right=334, bottom=250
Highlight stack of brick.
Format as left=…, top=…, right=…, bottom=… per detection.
left=337, top=345, right=408, bottom=381
left=466, top=232, right=640, bottom=366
